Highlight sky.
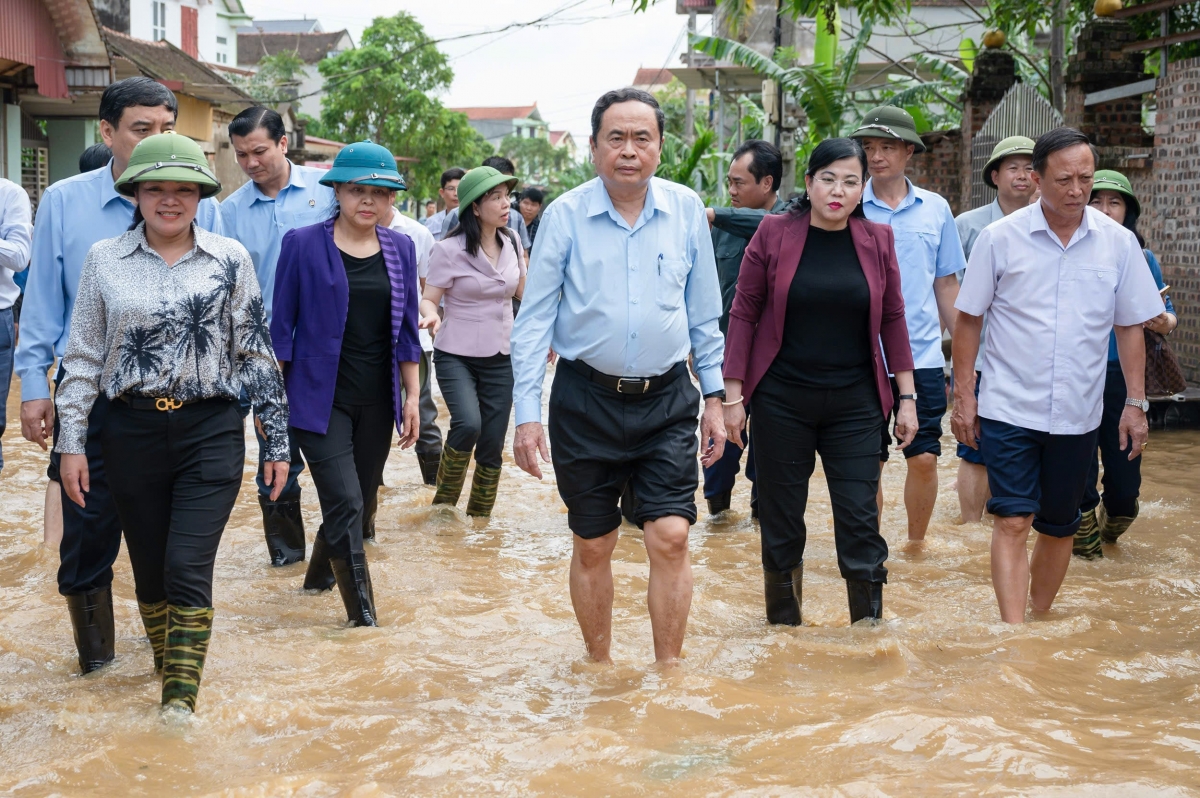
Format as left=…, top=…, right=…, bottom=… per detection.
left=240, top=0, right=717, bottom=147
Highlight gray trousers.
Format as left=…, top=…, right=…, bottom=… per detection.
left=415, top=350, right=442, bottom=456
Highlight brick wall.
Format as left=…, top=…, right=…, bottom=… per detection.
left=907, top=129, right=964, bottom=215
left=1066, top=19, right=1155, bottom=149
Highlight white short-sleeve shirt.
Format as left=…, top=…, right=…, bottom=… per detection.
left=388, top=211, right=436, bottom=352
left=955, top=202, right=1164, bottom=435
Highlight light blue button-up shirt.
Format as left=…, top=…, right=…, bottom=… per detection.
left=862, top=178, right=966, bottom=370
left=510, top=176, right=724, bottom=426
left=15, top=161, right=222, bottom=401
left=218, top=161, right=334, bottom=320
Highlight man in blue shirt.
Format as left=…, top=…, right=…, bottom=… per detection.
left=220, top=107, right=335, bottom=568
left=15, top=77, right=222, bottom=674
left=511, top=88, right=726, bottom=666
left=852, top=106, right=966, bottom=544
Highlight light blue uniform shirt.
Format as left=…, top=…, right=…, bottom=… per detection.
left=15, top=161, right=222, bottom=401
left=218, top=162, right=334, bottom=320
left=862, top=178, right=966, bottom=370
left=510, top=176, right=724, bottom=426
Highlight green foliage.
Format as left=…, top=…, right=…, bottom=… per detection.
left=498, top=134, right=571, bottom=186
left=315, top=12, right=492, bottom=203
left=234, top=51, right=307, bottom=108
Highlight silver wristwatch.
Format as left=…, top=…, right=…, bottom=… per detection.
left=1125, top=397, right=1150, bottom=412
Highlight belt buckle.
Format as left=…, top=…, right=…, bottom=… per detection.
left=154, top=397, right=183, bottom=411
left=616, top=378, right=649, bottom=394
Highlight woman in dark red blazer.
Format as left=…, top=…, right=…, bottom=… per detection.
left=722, top=138, right=917, bottom=627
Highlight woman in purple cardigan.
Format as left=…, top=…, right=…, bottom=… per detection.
left=722, top=138, right=917, bottom=627
left=271, top=142, right=421, bottom=626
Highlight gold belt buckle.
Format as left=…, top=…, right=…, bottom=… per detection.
left=154, top=398, right=183, bottom=411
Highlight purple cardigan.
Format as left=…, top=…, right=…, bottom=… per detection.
left=271, top=217, right=422, bottom=434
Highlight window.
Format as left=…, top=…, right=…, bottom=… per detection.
left=152, top=1, right=167, bottom=40
left=216, top=36, right=227, bottom=45
left=216, top=52, right=227, bottom=64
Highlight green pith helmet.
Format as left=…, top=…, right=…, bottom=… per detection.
left=983, top=135, right=1035, bottom=189
left=849, top=106, right=927, bottom=153
left=456, top=166, right=519, bottom=209
left=1091, top=169, right=1140, bottom=217
left=114, top=132, right=221, bottom=198
left=319, top=140, right=406, bottom=190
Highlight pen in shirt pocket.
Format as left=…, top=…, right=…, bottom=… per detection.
left=658, top=253, right=663, bottom=275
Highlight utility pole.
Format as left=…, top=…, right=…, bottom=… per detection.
left=1050, top=0, right=1066, bottom=111
left=684, top=10, right=696, bottom=144
left=773, top=0, right=783, bottom=148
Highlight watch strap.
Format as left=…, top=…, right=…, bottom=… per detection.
left=898, top=393, right=917, bottom=401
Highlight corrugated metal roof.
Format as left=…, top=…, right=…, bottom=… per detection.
left=0, top=0, right=69, bottom=99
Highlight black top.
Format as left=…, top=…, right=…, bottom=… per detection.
left=335, top=249, right=392, bottom=405
left=765, top=226, right=873, bottom=388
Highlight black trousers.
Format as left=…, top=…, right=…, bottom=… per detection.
left=293, top=402, right=394, bottom=560
left=100, top=399, right=244, bottom=607
left=50, top=371, right=123, bottom=596
left=1081, top=363, right=1141, bottom=518
left=751, top=374, right=887, bottom=582
left=433, top=350, right=513, bottom=468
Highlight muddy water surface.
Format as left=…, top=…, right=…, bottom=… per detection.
left=1, top=373, right=1199, bottom=796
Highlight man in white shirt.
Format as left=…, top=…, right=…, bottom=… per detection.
left=0, top=178, right=33, bottom=477
left=952, top=128, right=1164, bottom=623
left=423, top=168, right=463, bottom=235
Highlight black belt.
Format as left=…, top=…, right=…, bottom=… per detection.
left=117, top=395, right=229, bottom=411
left=561, top=358, right=686, bottom=395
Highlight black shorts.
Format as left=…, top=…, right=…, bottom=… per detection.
left=955, top=371, right=985, bottom=466
left=880, top=366, right=947, bottom=462
left=548, top=359, right=700, bottom=539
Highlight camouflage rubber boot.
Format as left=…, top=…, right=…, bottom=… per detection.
left=432, top=446, right=472, bottom=507
left=162, top=605, right=215, bottom=713
left=1072, top=508, right=1103, bottom=560
left=465, top=464, right=502, bottom=518
left=1100, top=500, right=1139, bottom=545
left=138, top=600, right=169, bottom=671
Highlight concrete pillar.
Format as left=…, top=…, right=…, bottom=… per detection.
left=959, top=49, right=1017, bottom=212
left=2, top=105, right=21, bottom=182
left=46, top=119, right=96, bottom=184
left=1065, top=19, right=1151, bottom=147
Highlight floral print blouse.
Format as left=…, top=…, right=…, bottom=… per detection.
left=54, top=222, right=289, bottom=459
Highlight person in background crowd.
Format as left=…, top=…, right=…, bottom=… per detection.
left=851, top=106, right=966, bottom=543
left=511, top=88, right=726, bottom=665
left=424, top=168, right=464, bottom=235
left=439, top=158, right=532, bottom=262
left=420, top=166, right=526, bottom=518
left=952, top=128, right=1164, bottom=623
left=220, top=106, right=336, bottom=568
left=55, top=133, right=288, bottom=713
left=423, top=199, right=438, bottom=223
left=952, top=135, right=1035, bottom=524
left=78, top=144, right=113, bottom=174
left=272, top=141, right=422, bottom=627
left=1073, top=170, right=1178, bottom=559
left=0, top=177, right=32, bottom=478
left=383, top=203, right=443, bottom=489
left=16, top=77, right=222, bottom=675
left=723, top=138, right=916, bottom=625
left=516, top=187, right=544, bottom=245
left=702, top=138, right=786, bottom=518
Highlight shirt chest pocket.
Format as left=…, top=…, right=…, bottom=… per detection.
left=655, top=257, right=689, bottom=310
left=1067, top=267, right=1118, bottom=305
left=893, top=227, right=940, bottom=267
left=277, top=208, right=325, bottom=229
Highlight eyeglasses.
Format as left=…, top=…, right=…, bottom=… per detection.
left=814, top=176, right=863, bottom=190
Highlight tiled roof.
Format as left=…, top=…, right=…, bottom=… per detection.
left=237, top=31, right=350, bottom=66
left=103, top=27, right=253, bottom=106
left=631, top=67, right=673, bottom=87
left=450, top=105, right=539, bottom=121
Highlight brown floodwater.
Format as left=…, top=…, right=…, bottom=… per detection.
left=1, top=372, right=1199, bottom=796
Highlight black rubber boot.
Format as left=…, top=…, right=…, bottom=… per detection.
left=259, top=494, right=306, bottom=566
left=707, top=491, right=732, bottom=516
left=303, top=525, right=336, bottom=591
left=846, top=579, right=884, bottom=625
left=65, top=586, right=116, bottom=674
left=330, top=552, right=378, bottom=627
left=763, top=563, right=803, bottom=626
left=417, top=450, right=441, bottom=487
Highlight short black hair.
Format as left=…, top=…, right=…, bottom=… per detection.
left=98, top=77, right=177, bottom=127
left=229, top=106, right=285, bottom=143
left=78, top=143, right=113, bottom=173
left=482, top=155, right=515, bottom=175
left=441, top=167, right=466, bottom=188
left=520, top=187, right=544, bottom=205
left=590, top=88, right=665, bottom=142
left=1032, top=127, right=1098, bottom=174
left=732, top=139, right=783, bottom=194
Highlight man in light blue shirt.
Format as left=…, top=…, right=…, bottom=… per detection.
left=220, top=107, right=335, bottom=568
left=852, top=105, right=966, bottom=544
left=510, top=88, right=726, bottom=666
left=15, top=77, right=221, bottom=675
left=0, top=178, right=32, bottom=477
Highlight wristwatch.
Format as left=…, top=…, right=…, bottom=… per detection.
left=704, top=389, right=727, bottom=401
left=1125, top=397, right=1150, bottom=412
left=898, top=393, right=917, bottom=402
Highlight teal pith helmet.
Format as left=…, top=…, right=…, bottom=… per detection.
left=1091, top=169, right=1140, bottom=218
left=114, top=132, right=221, bottom=198
left=849, top=106, right=927, bottom=153
left=983, top=135, right=1035, bottom=189
left=319, top=140, right=406, bottom=191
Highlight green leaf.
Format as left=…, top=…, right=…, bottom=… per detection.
left=959, top=37, right=977, bottom=73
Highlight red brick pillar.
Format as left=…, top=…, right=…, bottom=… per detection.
left=960, top=49, right=1017, bottom=211
left=1065, top=19, right=1152, bottom=147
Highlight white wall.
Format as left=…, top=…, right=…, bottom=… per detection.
left=129, top=0, right=239, bottom=65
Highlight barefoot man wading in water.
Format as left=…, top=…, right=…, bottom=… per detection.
left=510, top=89, right=727, bottom=664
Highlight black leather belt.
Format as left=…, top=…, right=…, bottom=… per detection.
left=117, top=396, right=226, bottom=411
left=561, top=358, right=686, bottom=394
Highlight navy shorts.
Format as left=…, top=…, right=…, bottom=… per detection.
left=979, top=417, right=1099, bottom=538
left=880, top=367, right=947, bottom=462
left=956, top=372, right=985, bottom=466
